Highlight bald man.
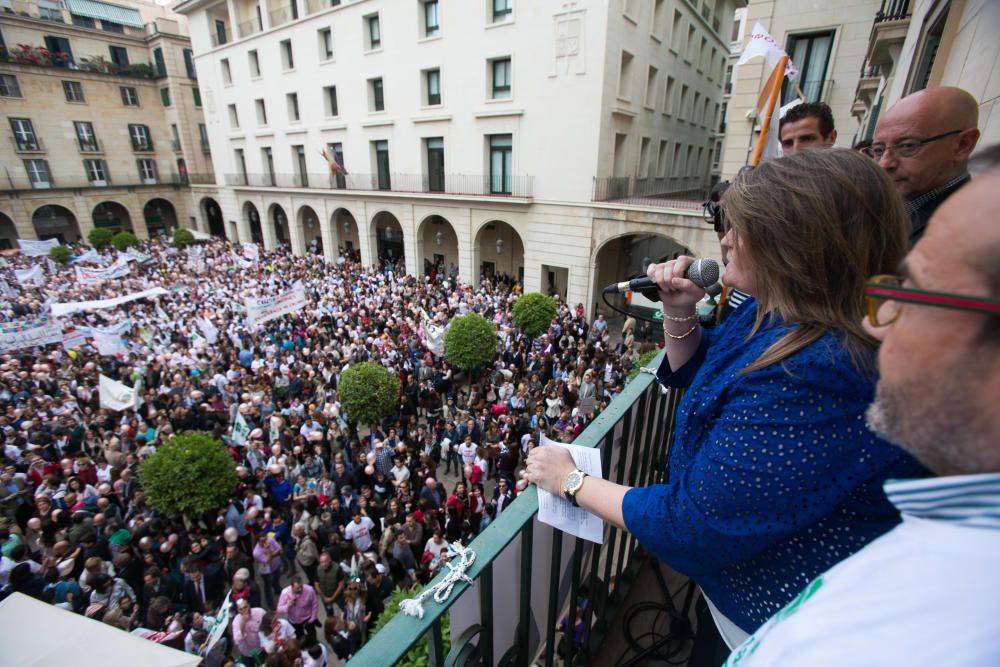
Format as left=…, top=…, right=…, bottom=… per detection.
left=873, top=86, right=981, bottom=245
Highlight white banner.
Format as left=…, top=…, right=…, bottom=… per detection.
left=0, top=280, right=16, bottom=297
left=46, top=258, right=58, bottom=275
left=92, top=330, right=125, bottom=356
left=14, top=266, right=44, bottom=287
left=196, top=317, right=219, bottom=344
left=17, top=238, right=59, bottom=257
left=61, top=329, right=88, bottom=350
left=78, top=319, right=132, bottom=337
left=51, top=287, right=168, bottom=317
left=422, top=317, right=449, bottom=357
left=0, top=317, right=63, bottom=353
left=70, top=249, right=101, bottom=265
left=74, top=261, right=131, bottom=285
left=242, top=243, right=259, bottom=263
left=738, top=21, right=800, bottom=78
left=99, top=374, right=140, bottom=411
left=245, top=282, right=308, bottom=327
left=231, top=413, right=250, bottom=446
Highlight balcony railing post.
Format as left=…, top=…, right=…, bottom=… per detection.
left=544, top=529, right=563, bottom=667
left=515, top=520, right=533, bottom=666
left=478, top=562, right=494, bottom=666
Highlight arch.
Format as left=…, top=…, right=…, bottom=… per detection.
left=296, top=205, right=322, bottom=255
left=200, top=197, right=226, bottom=239
left=591, top=231, right=691, bottom=317
left=243, top=202, right=264, bottom=245
left=91, top=201, right=133, bottom=235
left=416, top=214, right=459, bottom=279
left=143, top=198, right=178, bottom=239
left=472, top=220, right=524, bottom=287
left=269, top=203, right=289, bottom=247
left=371, top=210, right=404, bottom=269
left=330, top=207, right=359, bottom=260
left=31, top=204, right=81, bottom=243
left=0, top=212, right=18, bottom=250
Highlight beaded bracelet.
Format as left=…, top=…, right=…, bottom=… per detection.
left=661, top=310, right=697, bottom=323
left=663, top=322, right=699, bottom=340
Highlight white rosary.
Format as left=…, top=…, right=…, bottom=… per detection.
left=398, top=542, right=477, bottom=619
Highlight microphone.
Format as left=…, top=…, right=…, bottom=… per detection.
left=603, top=258, right=720, bottom=295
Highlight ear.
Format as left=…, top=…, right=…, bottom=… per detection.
left=828, top=128, right=838, bottom=145
left=954, top=128, right=980, bottom=161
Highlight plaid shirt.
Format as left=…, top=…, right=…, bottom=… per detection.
left=905, top=174, right=970, bottom=215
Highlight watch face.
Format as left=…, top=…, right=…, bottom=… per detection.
left=565, top=471, right=583, bottom=493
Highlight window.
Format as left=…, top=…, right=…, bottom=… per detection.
left=730, top=16, right=742, bottom=43
left=686, top=26, right=696, bottom=62
left=644, top=65, right=658, bottom=108
left=193, top=88, right=202, bottom=107
left=492, top=0, right=512, bottom=22
left=367, top=14, right=381, bottom=49
left=109, top=45, right=128, bottom=67
left=491, top=57, right=511, bottom=99
left=74, top=121, right=98, bottom=152
left=120, top=86, right=139, bottom=106
left=657, top=140, right=669, bottom=178
left=293, top=145, right=308, bottom=187
left=128, top=124, right=153, bottom=151
left=426, top=137, right=444, bottom=192
left=652, top=0, right=666, bottom=39
left=137, top=158, right=157, bottom=183
left=426, top=68, right=441, bottom=106
left=672, top=143, right=682, bottom=177
left=183, top=49, right=196, bottom=78
left=170, top=122, right=181, bottom=151
left=248, top=50, right=261, bottom=78
left=256, top=98, right=268, bottom=126
left=262, top=147, right=276, bottom=186
left=638, top=137, right=651, bottom=177
left=0, top=75, right=21, bottom=98
left=679, top=84, right=689, bottom=119
left=234, top=148, right=246, bottom=184
left=328, top=142, right=345, bottom=188
left=671, top=10, right=683, bottom=51
left=101, top=20, right=123, bottom=34
left=318, top=28, right=334, bottom=61
left=24, top=160, right=51, bottom=188
left=489, top=133, right=512, bottom=194
left=783, top=31, right=834, bottom=103
left=153, top=48, right=166, bottom=77
left=43, top=35, right=73, bottom=66
left=287, top=92, right=300, bottom=122
left=160, top=87, right=171, bottom=107
left=374, top=140, right=390, bottom=189
left=228, top=104, right=240, bottom=129
left=719, top=101, right=728, bottom=132
left=424, top=0, right=440, bottom=37
left=84, top=159, right=108, bottom=185
left=10, top=118, right=39, bottom=151
left=370, top=77, right=385, bottom=112
left=63, top=80, right=84, bottom=103
left=215, top=20, right=227, bottom=46
left=72, top=15, right=95, bottom=28
left=693, top=91, right=701, bottom=124
left=724, top=64, right=733, bottom=94
left=663, top=75, right=675, bottom=115
left=199, top=124, right=210, bottom=152
left=221, top=59, right=232, bottom=85
left=324, top=85, right=339, bottom=117
left=280, top=39, right=294, bottom=70
left=617, top=51, right=633, bottom=100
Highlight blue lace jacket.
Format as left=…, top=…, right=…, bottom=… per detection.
left=621, top=298, right=926, bottom=632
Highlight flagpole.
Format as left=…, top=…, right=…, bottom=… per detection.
left=751, top=55, right=788, bottom=166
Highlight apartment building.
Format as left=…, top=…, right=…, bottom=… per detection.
left=0, top=0, right=212, bottom=246
left=851, top=0, right=999, bottom=149
left=175, top=0, right=740, bottom=310
left=719, top=0, right=883, bottom=178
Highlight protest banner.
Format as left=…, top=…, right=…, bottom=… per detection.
left=0, top=317, right=63, bottom=353
left=231, top=413, right=250, bottom=446
left=70, top=249, right=101, bottom=265
left=14, top=266, right=44, bottom=287
left=51, top=287, right=168, bottom=317
left=92, top=330, right=126, bottom=356
left=16, top=238, right=59, bottom=257
left=61, top=329, right=88, bottom=350
left=244, top=282, right=308, bottom=327
left=74, top=261, right=131, bottom=285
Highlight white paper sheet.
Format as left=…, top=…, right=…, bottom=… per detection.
left=536, top=433, right=604, bottom=544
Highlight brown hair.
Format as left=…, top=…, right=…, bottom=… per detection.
left=721, top=148, right=908, bottom=374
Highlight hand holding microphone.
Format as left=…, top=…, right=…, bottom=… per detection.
left=646, top=257, right=714, bottom=312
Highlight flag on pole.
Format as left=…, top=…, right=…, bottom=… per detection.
left=750, top=55, right=789, bottom=165
left=99, top=374, right=141, bottom=411
left=737, top=21, right=799, bottom=79
left=321, top=148, right=349, bottom=176
left=232, top=412, right=251, bottom=446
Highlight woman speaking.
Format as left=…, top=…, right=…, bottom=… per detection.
left=525, top=149, right=926, bottom=642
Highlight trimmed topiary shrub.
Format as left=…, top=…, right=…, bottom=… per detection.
left=139, top=432, right=238, bottom=518
left=172, top=228, right=196, bottom=247
left=339, top=361, right=401, bottom=427
left=111, top=231, right=139, bottom=251
left=49, top=245, right=72, bottom=266
left=512, top=292, right=557, bottom=338
left=88, top=227, right=114, bottom=249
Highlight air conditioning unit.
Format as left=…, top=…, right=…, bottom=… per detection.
left=143, top=178, right=157, bottom=185
left=91, top=180, right=108, bottom=187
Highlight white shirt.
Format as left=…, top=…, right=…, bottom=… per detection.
left=725, top=474, right=1000, bottom=667
left=458, top=442, right=477, bottom=465
left=343, top=516, right=375, bottom=552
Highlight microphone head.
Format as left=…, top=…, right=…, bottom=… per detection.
left=687, top=258, right=720, bottom=288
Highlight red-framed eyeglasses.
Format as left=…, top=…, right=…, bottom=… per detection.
left=864, top=274, right=1000, bottom=327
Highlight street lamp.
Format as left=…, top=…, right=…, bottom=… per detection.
left=435, top=231, right=444, bottom=246
left=496, top=238, right=504, bottom=255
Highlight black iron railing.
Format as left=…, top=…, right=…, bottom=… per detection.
left=875, top=0, right=911, bottom=22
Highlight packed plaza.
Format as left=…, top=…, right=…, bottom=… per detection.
left=0, top=238, right=649, bottom=665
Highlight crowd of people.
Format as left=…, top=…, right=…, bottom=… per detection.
left=0, top=236, right=651, bottom=665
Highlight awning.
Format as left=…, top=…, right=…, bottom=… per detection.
left=65, top=0, right=144, bottom=28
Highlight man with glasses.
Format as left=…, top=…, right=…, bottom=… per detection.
left=723, top=146, right=1000, bottom=666
left=872, top=86, right=980, bottom=245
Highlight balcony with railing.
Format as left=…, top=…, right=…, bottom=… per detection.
left=268, top=2, right=299, bottom=29
left=225, top=172, right=534, bottom=198
left=10, top=135, right=46, bottom=154
left=3, top=172, right=186, bottom=193
left=237, top=16, right=263, bottom=39
left=305, top=0, right=341, bottom=15
left=867, top=0, right=911, bottom=68
left=350, top=355, right=681, bottom=666
left=592, top=176, right=708, bottom=209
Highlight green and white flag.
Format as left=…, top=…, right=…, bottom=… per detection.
left=232, top=412, right=251, bottom=446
